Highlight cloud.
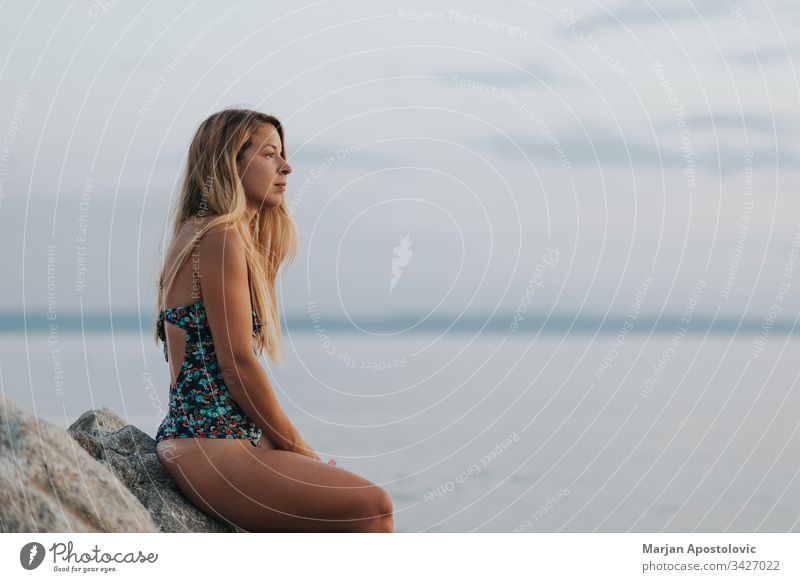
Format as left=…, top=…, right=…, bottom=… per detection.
left=445, top=62, right=567, bottom=88
left=680, top=113, right=794, bottom=135
left=484, top=123, right=800, bottom=172
left=725, top=46, right=800, bottom=66
left=565, top=0, right=738, bottom=32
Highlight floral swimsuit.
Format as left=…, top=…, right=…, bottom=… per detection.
left=155, top=301, right=263, bottom=447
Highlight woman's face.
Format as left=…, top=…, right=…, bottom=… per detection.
left=236, top=122, right=292, bottom=210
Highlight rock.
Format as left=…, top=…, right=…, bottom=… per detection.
left=67, top=408, right=238, bottom=533
left=0, top=396, right=157, bottom=533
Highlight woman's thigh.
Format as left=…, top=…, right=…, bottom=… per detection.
left=156, top=437, right=393, bottom=532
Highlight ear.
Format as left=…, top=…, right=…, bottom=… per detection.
left=234, top=152, right=245, bottom=180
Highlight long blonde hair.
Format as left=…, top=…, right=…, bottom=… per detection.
left=154, top=107, right=298, bottom=365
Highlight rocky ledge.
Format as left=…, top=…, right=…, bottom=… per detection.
left=0, top=396, right=241, bottom=533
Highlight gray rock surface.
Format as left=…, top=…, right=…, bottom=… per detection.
left=0, top=396, right=157, bottom=533
left=67, top=407, right=238, bottom=533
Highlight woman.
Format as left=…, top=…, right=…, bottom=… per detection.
left=153, top=108, right=393, bottom=532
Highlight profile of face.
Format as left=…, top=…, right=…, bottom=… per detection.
left=236, top=122, right=292, bottom=210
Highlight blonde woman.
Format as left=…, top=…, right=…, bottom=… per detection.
left=153, top=108, right=393, bottom=532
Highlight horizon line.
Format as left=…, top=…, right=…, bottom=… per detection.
left=0, top=310, right=794, bottom=335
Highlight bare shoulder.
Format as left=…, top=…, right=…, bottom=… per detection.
left=196, top=220, right=244, bottom=253
left=165, top=216, right=236, bottom=272
left=195, top=221, right=247, bottom=278
left=178, top=214, right=224, bottom=237
left=174, top=215, right=239, bottom=253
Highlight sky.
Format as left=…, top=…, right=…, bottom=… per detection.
left=1, top=0, right=799, bottom=332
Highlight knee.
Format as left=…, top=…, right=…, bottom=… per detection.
left=362, top=487, right=393, bottom=533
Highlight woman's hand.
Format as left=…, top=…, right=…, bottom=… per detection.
left=292, top=435, right=321, bottom=461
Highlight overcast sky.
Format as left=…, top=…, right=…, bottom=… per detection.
left=1, top=0, right=799, bottom=331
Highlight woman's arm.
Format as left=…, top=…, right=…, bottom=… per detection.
left=198, top=224, right=301, bottom=452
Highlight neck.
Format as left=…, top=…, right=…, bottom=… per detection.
left=243, top=205, right=258, bottom=225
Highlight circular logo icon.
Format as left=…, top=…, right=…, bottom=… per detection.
left=20, top=542, right=46, bottom=570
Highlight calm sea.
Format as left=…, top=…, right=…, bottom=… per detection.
left=2, top=328, right=799, bottom=533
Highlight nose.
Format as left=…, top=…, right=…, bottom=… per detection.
left=280, top=159, right=292, bottom=175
